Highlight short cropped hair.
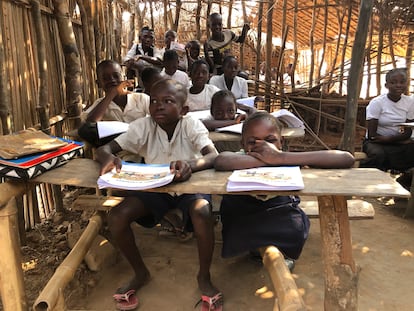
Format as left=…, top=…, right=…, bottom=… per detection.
left=163, top=49, right=179, bottom=62
left=96, top=60, right=120, bottom=77
left=385, top=68, right=407, bottom=82
left=242, top=111, right=283, bottom=135
left=222, top=55, right=237, bottom=67
left=190, top=59, right=210, bottom=75
left=151, top=78, right=188, bottom=104
left=141, top=67, right=161, bottom=83
left=140, top=26, right=154, bottom=34
left=211, top=90, right=236, bottom=112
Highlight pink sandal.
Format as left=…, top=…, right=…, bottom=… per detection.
left=113, top=289, right=139, bottom=310
left=197, top=292, right=223, bottom=311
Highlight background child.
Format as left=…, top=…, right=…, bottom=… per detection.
left=209, top=56, right=248, bottom=99
left=214, top=111, right=354, bottom=269
left=161, top=49, right=191, bottom=88
left=187, top=59, right=220, bottom=111
left=95, top=79, right=222, bottom=311
left=361, top=68, right=414, bottom=176
left=204, top=13, right=249, bottom=75
left=202, top=89, right=256, bottom=131
left=78, top=60, right=150, bottom=147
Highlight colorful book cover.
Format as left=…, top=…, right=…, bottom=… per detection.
left=226, top=166, right=304, bottom=192
left=97, top=162, right=174, bottom=190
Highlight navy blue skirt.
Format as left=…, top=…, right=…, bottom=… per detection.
left=220, top=195, right=310, bottom=260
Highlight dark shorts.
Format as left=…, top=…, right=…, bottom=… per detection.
left=220, top=195, right=310, bottom=260
left=132, top=192, right=212, bottom=231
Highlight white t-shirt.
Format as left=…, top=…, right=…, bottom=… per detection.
left=82, top=93, right=150, bottom=123
left=366, top=94, right=414, bottom=136
left=115, top=115, right=212, bottom=164
left=209, top=74, right=248, bottom=99
left=161, top=69, right=191, bottom=89
left=187, top=84, right=221, bottom=111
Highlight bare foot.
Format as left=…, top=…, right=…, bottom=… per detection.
left=197, top=273, right=221, bottom=297
left=115, top=270, right=151, bottom=294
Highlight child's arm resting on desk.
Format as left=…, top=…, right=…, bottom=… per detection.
left=95, top=140, right=123, bottom=175
left=215, top=142, right=355, bottom=171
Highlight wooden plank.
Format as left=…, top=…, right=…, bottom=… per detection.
left=31, top=158, right=410, bottom=198
left=300, top=197, right=374, bottom=219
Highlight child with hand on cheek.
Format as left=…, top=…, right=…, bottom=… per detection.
left=95, top=79, right=222, bottom=311
left=202, top=90, right=256, bottom=131
left=214, top=111, right=354, bottom=269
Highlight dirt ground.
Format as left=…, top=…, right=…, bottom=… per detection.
left=12, top=191, right=414, bottom=311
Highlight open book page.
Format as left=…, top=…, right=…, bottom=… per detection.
left=270, top=109, right=305, bottom=129
left=226, top=166, right=304, bottom=192
left=236, top=96, right=257, bottom=107
left=97, top=121, right=129, bottom=139
left=97, top=162, right=174, bottom=190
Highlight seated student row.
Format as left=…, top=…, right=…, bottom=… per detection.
left=88, top=78, right=354, bottom=311
left=79, top=59, right=253, bottom=147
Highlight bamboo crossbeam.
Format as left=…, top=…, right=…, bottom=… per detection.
left=260, top=246, right=306, bottom=311
left=33, top=213, right=104, bottom=311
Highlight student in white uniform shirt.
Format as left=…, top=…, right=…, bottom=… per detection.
left=160, top=50, right=191, bottom=89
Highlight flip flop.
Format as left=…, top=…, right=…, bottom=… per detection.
left=196, top=292, right=223, bottom=311
left=113, top=289, right=139, bottom=310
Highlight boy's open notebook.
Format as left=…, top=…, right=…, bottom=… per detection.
left=97, top=162, right=174, bottom=190
left=226, top=166, right=304, bottom=192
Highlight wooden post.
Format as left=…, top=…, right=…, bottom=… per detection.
left=254, top=0, right=263, bottom=95
left=0, top=0, right=11, bottom=135
left=265, top=0, right=274, bottom=111
left=318, top=195, right=360, bottom=311
left=260, top=246, right=307, bottom=311
left=0, top=197, right=28, bottom=311
left=33, top=213, right=104, bottom=310
left=340, top=0, right=373, bottom=153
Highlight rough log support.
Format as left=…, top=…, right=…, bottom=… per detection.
left=318, top=195, right=360, bottom=311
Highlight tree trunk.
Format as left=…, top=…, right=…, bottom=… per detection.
left=227, top=0, right=233, bottom=29
left=31, top=0, right=50, bottom=134
left=173, top=0, right=182, bottom=32
left=340, top=0, right=373, bottom=153
left=163, top=0, right=168, bottom=31
left=365, top=16, right=374, bottom=98
left=53, top=0, right=83, bottom=129
left=149, top=0, right=154, bottom=30
left=292, top=0, right=299, bottom=90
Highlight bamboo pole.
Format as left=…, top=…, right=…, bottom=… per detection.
left=340, top=0, right=373, bottom=153
left=33, top=213, right=104, bottom=311
left=339, top=1, right=352, bottom=96
left=53, top=0, right=83, bottom=130
left=254, top=0, right=263, bottom=95
left=0, top=0, right=11, bottom=135
left=265, top=0, right=274, bottom=111
left=30, top=0, right=50, bottom=134
left=260, top=246, right=306, bottom=311
left=0, top=196, right=28, bottom=311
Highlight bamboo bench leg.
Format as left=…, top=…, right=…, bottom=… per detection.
left=260, top=246, right=306, bottom=311
left=0, top=197, right=28, bottom=311
left=318, top=195, right=360, bottom=311
left=33, top=212, right=104, bottom=311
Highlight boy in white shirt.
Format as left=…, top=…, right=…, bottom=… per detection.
left=95, top=79, right=222, bottom=311
left=161, top=50, right=191, bottom=88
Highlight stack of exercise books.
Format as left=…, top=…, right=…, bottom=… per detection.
left=226, top=166, right=304, bottom=192
left=0, top=130, right=84, bottom=179
left=97, top=162, right=174, bottom=190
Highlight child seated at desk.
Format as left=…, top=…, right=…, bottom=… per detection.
left=187, top=59, right=220, bottom=111
left=214, top=111, right=354, bottom=269
left=202, top=89, right=256, bottom=131
left=95, top=79, right=222, bottom=311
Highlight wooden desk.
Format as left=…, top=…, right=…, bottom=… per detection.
left=0, top=158, right=410, bottom=310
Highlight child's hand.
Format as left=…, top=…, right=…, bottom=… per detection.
left=116, top=80, right=134, bottom=95
left=170, top=160, right=192, bottom=182
left=235, top=113, right=246, bottom=123
left=99, top=155, right=122, bottom=175
left=246, top=140, right=282, bottom=164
